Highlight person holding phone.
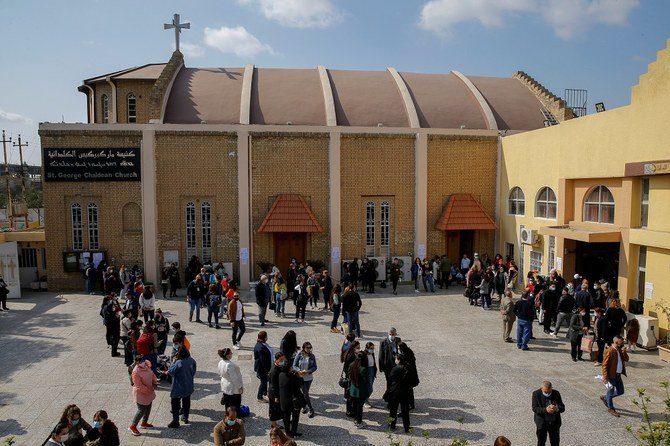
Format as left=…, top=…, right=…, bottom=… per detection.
left=531, top=381, right=565, bottom=446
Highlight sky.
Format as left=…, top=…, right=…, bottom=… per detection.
left=1, top=0, right=669, bottom=166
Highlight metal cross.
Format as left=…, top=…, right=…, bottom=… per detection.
left=164, top=13, right=190, bottom=52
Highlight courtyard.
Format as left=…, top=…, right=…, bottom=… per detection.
left=0, top=286, right=668, bottom=445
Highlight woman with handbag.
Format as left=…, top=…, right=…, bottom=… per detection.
left=568, top=307, right=588, bottom=362
left=347, top=351, right=370, bottom=428
left=273, top=274, right=287, bottom=318
left=278, top=360, right=303, bottom=439
left=218, top=347, right=244, bottom=411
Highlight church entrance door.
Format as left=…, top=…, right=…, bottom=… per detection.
left=274, top=233, right=306, bottom=268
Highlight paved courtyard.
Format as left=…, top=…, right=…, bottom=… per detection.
left=1, top=286, right=668, bottom=445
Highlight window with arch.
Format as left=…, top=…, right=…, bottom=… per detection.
left=71, top=203, right=83, bottom=250
left=101, top=94, right=109, bottom=123
left=201, top=202, right=212, bottom=263
left=127, top=93, right=136, bottom=123
left=365, top=202, right=375, bottom=257
left=87, top=203, right=99, bottom=250
left=186, top=202, right=196, bottom=259
left=508, top=187, right=525, bottom=215
left=535, top=187, right=557, bottom=219
left=380, top=201, right=390, bottom=256
left=584, top=185, right=615, bottom=224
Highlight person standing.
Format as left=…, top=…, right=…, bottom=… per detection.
left=139, top=286, right=156, bottom=324
left=410, top=258, right=421, bottom=293
left=0, top=275, right=9, bottom=310
left=128, top=358, right=157, bottom=436
left=574, top=281, right=593, bottom=328
left=532, top=381, right=565, bottom=446
left=493, top=264, right=508, bottom=300
left=329, top=284, right=343, bottom=333
left=347, top=351, right=370, bottom=428
left=293, top=341, right=317, bottom=418
left=218, top=347, right=244, bottom=411
left=460, top=254, right=471, bottom=279
left=500, top=291, right=516, bottom=343
left=254, top=331, right=273, bottom=403
left=593, top=307, right=607, bottom=365
left=102, top=297, right=122, bottom=357
left=268, top=352, right=285, bottom=430
left=273, top=273, right=288, bottom=318
left=604, top=298, right=627, bottom=345
left=206, top=284, right=223, bottom=329
left=342, top=285, right=362, bottom=338
left=514, top=291, right=535, bottom=350
left=601, top=335, right=629, bottom=417
left=551, top=287, right=575, bottom=337
left=186, top=274, right=206, bottom=323
left=167, top=346, right=197, bottom=428
left=153, top=309, right=170, bottom=355
left=278, top=360, right=303, bottom=438
left=389, top=258, right=401, bottom=295
left=567, top=307, right=588, bottom=362
left=256, top=275, right=270, bottom=326
left=321, top=270, right=333, bottom=309
left=228, top=292, right=246, bottom=349
left=364, top=342, right=377, bottom=408
left=294, top=276, right=308, bottom=323
left=439, top=255, right=452, bottom=289
left=386, top=354, right=412, bottom=433
left=379, top=327, right=401, bottom=386
left=167, top=262, right=180, bottom=298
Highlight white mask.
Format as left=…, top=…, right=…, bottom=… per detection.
left=60, top=434, right=69, bottom=442
left=542, top=391, right=551, bottom=397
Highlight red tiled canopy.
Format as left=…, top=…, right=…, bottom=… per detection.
left=435, top=193, right=497, bottom=231
left=258, top=194, right=323, bottom=233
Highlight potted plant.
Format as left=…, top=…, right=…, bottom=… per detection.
left=654, top=302, right=670, bottom=363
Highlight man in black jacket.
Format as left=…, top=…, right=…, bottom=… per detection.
left=342, top=286, right=362, bottom=337
left=574, top=280, right=594, bottom=328
left=532, top=381, right=565, bottom=446
left=379, top=327, right=402, bottom=384
left=255, top=275, right=269, bottom=326
left=514, top=291, right=535, bottom=350
left=551, top=287, right=575, bottom=337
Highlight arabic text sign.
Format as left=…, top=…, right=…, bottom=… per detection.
left=43, top=148, right=141, bottom=181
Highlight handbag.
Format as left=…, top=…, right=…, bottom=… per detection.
left=292, top=393, right=306, bottom=410
left=338, top=369, right=350, bottom=389
left=581, top=335, right=594, bottom=353
left=269, top=302, right=277, bottom=311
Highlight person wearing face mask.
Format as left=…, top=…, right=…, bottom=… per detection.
left=601, top=335, right=629, bottom=417
left=363, top=342, right=377, bottom=408
left=268, top=351, right=286, bottom=429
left=379, top=328, right=401, bottom=388
left=278, top=357, right=304, bottom=438
left=292, top=341, right=318, bottom=418
left=531, top=381, right=565, bottom=446
left=567, top=307, right=588, bottom=362
left=213, top=406, right=246, bottom=446
left=542, top=279, right=560, bottom=334
left=167, top=345, right=197, bottom=428
left=551, top=287, right=575, bottom=337
left=342, top=341, right=361, bottom=417
left=46, top=422, right=69, bottom=446
left=85, top=410, right=119, bottom=446
left=218, top=347, right=244, bottom=411
left=129, top=357, right=158, bottom=436
left=228, top=292, right=246, bottom=350
left=58, top=404, right=91, bottom=446
left=574, top=280, right=593, bottom=328
left=386, top=354, right=412, bottom=433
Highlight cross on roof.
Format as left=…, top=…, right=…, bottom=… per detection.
left=164, top=13, right=190, bottom=53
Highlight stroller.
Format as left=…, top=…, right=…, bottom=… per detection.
left=157, top=354, right=172, bottom=383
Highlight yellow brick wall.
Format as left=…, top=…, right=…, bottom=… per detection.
left=250, top=133, right=330, bottom=276
left=340, top=134, right=415, bottom=260
left=427, top=135, right=498, bottom=259
left=40, top=130, right=143, bottom=290
left=154, top=132, right=239, bottom=277
left=116, top=80, right=154, bottom=124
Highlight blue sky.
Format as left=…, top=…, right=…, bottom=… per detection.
left=0, top=0, right=668, bottom=165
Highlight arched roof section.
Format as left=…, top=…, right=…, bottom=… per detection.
left=164, top=67, right=244, bottom=124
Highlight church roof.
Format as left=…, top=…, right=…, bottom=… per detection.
left=84, top=64, right=167, bottom=83
left=435, top=193, right=497, bottom=231
left=162, top=67, right=547, bottom=130
left=258, top=194, right=323, bottom=233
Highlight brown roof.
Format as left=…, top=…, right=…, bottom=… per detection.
left=435, top=193, right=497, bottom=231
left=162, top=67, right=547, bottom=130
left=84, top=64, right=167, bottom=83
left=258, top=194, right=323, bottom=233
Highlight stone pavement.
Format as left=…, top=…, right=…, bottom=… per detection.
left=0, top=286, right=668, bottom=445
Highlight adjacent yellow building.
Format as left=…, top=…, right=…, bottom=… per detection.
left=499, top=38, right=670, bottom=337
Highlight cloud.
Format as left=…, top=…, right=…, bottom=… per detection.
left=419, top=0, right=639, bottom=40
left=0, top=108, right=32, bottom=124
left=204, top=26, right=275, bottom=58
left=237, top=0, right=340, bottom=28
left=180, top=42, right=205, bottom=58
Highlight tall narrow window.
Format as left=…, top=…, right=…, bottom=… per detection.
left=71, top=203, right=83, bottom=250
left=127, top=93, right=136, bottom=123
left=584, top=185, right=615, bottom=224
left=380, top=201, right=390, bottom=257
left=530, top=250, right=542, bottom=273
left=505, top=242, right=515, bottom=262
left=87, top=203, right=99, bottom=250
left=201, top=202, right=212, bottom=264
left=365, top=201, right=375, bottom=257
left=641, top=178, right=649, bottom=228
left=548, top=236, right=555, bottom=271
left=637, top=246, right=647, bottom=301
left=535, top=187, right=557, bottom=219
left=186, top=202, right=196, bottom=259
left=508, top=187, right=525, bottom=215
left=101, top=94, right=109, bottom=123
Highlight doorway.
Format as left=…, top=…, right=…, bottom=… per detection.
left=444, top=230, right=475, bottom=260
left=274, top=233, right=306, bottom=267
left=575, top=241, right=620, bottom=289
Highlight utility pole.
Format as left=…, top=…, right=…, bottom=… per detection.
left=13, top=135, right=29, bottom=229
left=1, top=130, right=13, bottom=229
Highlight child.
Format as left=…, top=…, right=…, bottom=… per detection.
left=625, top=318, right=639, bottom=352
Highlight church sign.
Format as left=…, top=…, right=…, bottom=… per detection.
left=43, top=148, right=141, bottom=181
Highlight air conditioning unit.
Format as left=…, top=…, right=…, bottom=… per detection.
left=627, top=313, right=659, bottom=349
left=397, top=256, right=412, bottom=282
left=520, top=228, right=538, bottom=245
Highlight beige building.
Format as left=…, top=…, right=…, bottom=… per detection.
left=40, top=51, right=566, bottom=290
left=499, top=38, right=670, bottom=336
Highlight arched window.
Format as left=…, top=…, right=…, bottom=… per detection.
left=71, top=203, right=83, bottom=250
left=508, top=187, right=525, bottom=215
left=186, top=202, right=196, bottom=258
left=365, top=201, right=375, bottom=257
left=87, top=203, right=99, bottom=250
left=380, top=201, right=390, bottom=256
left=535, top=187, right=557, bottom=219
left=201, top=202, right=212, bottom=263
left=101, top=94, right=109, bottom=123
left=584, top=185, right=615, bottom=224
left=127, top=93, right=136, bottom=123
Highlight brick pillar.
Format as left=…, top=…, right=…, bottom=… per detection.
left=329, top=131, right=341, bottom=282
left=142, top=129, right=159, bottom=284
left=415, top=133, right=428, bottom=259
left=238, top=130, right=251, bottom=289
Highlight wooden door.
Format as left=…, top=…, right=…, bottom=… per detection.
left=445, top=231, right=459, bottom=260
left=274, top=233, right=306, bottom=267
left=460, top=230, right=474, bottom=258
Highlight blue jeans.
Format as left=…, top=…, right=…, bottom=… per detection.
left=516, top=319, right=531, bottom=349
left=346, top=311, right=360, bottom=337
left=423, top=275, right=434, bottom=292
left=275, top=293, right=285, bottom=315
left=605, top=375, right=624, bottom=409
left=367, top=367, right=375, bottom=398
left=188, top=298, right=201, bottom=321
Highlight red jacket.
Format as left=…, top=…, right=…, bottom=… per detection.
left=136, top=332, right=155, bottom=355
